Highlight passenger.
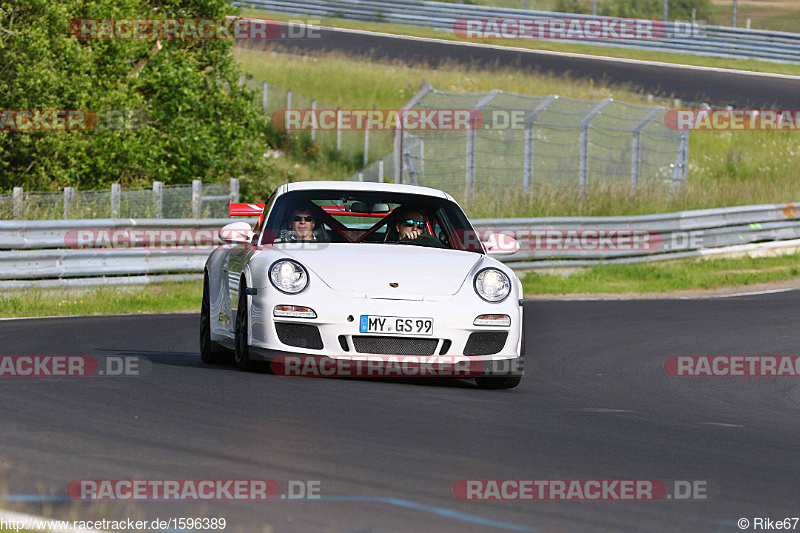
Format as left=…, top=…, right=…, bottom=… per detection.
left=396, top=209, right=428, bottom=242
left=384, top=207, right=429, bottom=243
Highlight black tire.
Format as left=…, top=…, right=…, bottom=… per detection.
left=200, top=272, right=232, bottom=364
left=234, top=278, right=255, bottom=372
left=475, top=328, right=525, bottom=390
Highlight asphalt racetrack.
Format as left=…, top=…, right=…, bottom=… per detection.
left=1, top=293, right=799, bottom=532
left=245, top=23, right=800, bottom=108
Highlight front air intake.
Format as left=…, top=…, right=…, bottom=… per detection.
left=275, top=323, right=323, bottom=350
left=352, top=336, right=438, bottom=356
left=463, top=332, right=508, bottom=356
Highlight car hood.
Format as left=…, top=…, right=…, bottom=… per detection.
left=279, top=243, right=482, bottom=299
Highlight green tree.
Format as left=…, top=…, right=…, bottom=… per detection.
left=0, top=0, right=277, bottom=194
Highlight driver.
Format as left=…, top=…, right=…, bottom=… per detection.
left=280, top=203, right=320, bottom=242
left=290, top=206, right=316, bottom=241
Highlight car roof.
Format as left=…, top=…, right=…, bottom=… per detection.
left=278, top=181, right=451, bottom=200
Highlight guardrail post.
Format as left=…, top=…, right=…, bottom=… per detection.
left=230, top=178, right=239, bottom=204
left=671, top=132, right=689, bottom=190
left=12, top=187, right=22, bottom=220
left=465, top=128, right=475, bottom=197
left=336, top=108, right=342, bottom=152
left=682, top=131, right=689, bottom=184
left=63, top=187, right=74, bottom=219
left=364, top=104, right=374, bottom=166
left=285, top=90, right=292, bottom=132
left=310, top=99, right=316, bottom=141
left=466, top=89, right=502, bottom=198
left=395, top=82, right=433, bottom=184
left=579, top=98, right=612, bottom=194
left=631, top=106, right=665, bottom=188
left=378, top=159, right=384, bottom=183
left=358, top=171, right=364, bottom=182
left=418, top=138, right=424, bottom=181
left=153, top=181, right=163, bottom=218
left=523, top=95, right=557, bottom=192
left=111, top=183, right=121, bottom=218
left=192, top=180, right=202, bottom=218
left=262, top=81, right=268, bottom=113
left=403, top=150, right=418, bottom=186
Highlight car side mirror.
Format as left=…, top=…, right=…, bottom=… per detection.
left=219, top=222, right=254, bottom=245
left=483, top=232, right=520, bottom=255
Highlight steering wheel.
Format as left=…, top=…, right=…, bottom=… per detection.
left=398, top=233, right=449, bottom=249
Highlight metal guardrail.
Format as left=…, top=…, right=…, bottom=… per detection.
left=0, top=218, right=249, bottom=250
left=236, top=0, right=800, bottom=63
left=474, top=203, right=800, bottom=261
left=0, top=203, right=799, bottom=283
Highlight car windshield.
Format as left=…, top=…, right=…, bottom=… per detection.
left=260, top=190, right=484, bottom=252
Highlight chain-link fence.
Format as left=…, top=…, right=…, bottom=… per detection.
left=242, top=77, right=394, bottom=169
left=353, top=84, right=688, bottom=199
left=0, top=180, right=238, bottom=220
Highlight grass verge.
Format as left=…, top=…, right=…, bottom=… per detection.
left=3, top=253, right=800, bottom=319
left=522, top=252, right=800, bottom=294
left=239, top=8, right=800, bottom=76
left=0, top=282, right=202, bottom=319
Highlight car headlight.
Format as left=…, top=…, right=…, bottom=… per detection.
left=269, top=260, right=309, bottom=294
left=474, top=268, right=511, bottom=303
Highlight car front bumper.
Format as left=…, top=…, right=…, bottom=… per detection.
left=247, top=285, right=523, bottom=370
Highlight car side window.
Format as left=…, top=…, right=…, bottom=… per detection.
left=432, top=211, right=451, bottom=248
left=257, top=191, right=278, bottom=245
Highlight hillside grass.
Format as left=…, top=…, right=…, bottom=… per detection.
left=234, top=48, right=800, bottom=218
left=709, top=1, right=800, bottom=32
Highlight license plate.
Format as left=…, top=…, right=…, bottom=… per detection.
left=359, top=315, right=433, bottom=335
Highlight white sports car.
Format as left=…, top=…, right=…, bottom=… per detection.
left=200, top=181, right=525, bottom=389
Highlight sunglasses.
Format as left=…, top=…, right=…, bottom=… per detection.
left=293, top=215, right=314, bottom=222
left=402, top=219, right=426, bottom=229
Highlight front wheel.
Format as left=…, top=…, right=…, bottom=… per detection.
left=234, top=279, right=255, bottom=372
